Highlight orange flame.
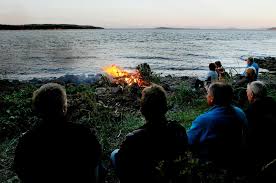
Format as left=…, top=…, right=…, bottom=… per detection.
left=102, top=64, right=147, bottom=86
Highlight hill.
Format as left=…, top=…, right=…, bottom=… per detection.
left=0, top=24, right=104, bottom=30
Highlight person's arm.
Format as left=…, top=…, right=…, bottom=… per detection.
left=14, top=136, right=31, bottom=182
left=88, top=128, right=102, bottom=167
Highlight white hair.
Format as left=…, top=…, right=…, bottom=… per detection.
left=247, top=81, right=267, bottom=98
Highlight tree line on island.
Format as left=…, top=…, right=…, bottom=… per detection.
left=0, top=24, right=104, bottom=30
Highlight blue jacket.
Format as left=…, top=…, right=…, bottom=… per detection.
left=187, top=105, right=248, bottom=168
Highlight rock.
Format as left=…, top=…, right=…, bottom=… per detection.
left=253, top=57, right=276, bottom=72
left=95, top=87, right=108, bottom=96
left=110, top=86, right=123, bottom=94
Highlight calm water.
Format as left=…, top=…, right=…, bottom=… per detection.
left=1, top=29, right=276, bottom=80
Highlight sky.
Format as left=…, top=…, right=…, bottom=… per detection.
left=0, top=0, right=276, bottom=28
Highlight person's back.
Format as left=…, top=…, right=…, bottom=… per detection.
left=117, top=121, right=187, bottom=182
left=207, top=63, right=218, bottom=82
left=111, top=85, right=188, bottom=183
left=245, top=81, right=276, bottom=170
left=15, top=120, right=101, bottom=183
left=188, top=82, right=247, bottom=170
left=14, top=83, right=101, bottom=183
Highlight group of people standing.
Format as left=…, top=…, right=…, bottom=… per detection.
left=13, top=59, right=276, bottom=183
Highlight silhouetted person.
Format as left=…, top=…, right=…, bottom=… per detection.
left=188, top=82, right=247, bottom=171
left=14, top=83, right=102, bottom=183
left=111, top=85, right=188, bottom=183
left=245, top=81, right=276, bottom=175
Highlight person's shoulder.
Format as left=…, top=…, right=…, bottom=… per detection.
left=65, top=122, right=97, bottom=138
left=167, top=120, right=183, bottom=127
left=124, top=126, right=146, bottom=141
left=192, top=112, right=212, bottom=127
left=232, top=105, right=245, bottom=113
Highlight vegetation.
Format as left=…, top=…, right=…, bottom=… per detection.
left=0, top=73, right=276, bottom=182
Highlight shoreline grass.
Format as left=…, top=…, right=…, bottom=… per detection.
left=1, top=74, right=276, bottom=182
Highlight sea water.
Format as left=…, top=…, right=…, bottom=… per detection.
left=0, top=29, right=276, bottom=80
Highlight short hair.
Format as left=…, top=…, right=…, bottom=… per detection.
left=247, top=81, right=267, bottom=98
left=215, top=61, right=222, bottom=67
left=245, top=67, right=256, bottom=80
left=32, top=83, right=67, bottom=117
left=246, top=57, right=254, bottom=63
left=208, top=82, right=233, bottom=105
left=209, top=63, right=216, bottom=71
left=140, top=84, right=168, bottom=121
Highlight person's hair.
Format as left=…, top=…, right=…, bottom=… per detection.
left=247, top=57, right=254, bottom=63
left=209, top=63, right=216, bottom=71
left=32, top=83, right=67, bottom=118
left=247, top=81, right=267, bottom=99
left=215, top=61, right=222, bottom=67
left=245, top=67, right=256, bottom=81
left=140, top=84, right=168, bottom=121
left=208, top=82, right=233, bottom=105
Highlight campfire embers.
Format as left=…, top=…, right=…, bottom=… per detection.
left=102, top=64, right=150, bottom=87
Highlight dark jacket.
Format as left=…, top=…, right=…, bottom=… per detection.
left=245, top=97, right=276, bottom=170
left=116, top=120, right=188, bottom=183
left=14, top=119, right=101, bottom=183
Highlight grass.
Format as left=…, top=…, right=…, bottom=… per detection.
left=1, top=78, right=276, bottom=182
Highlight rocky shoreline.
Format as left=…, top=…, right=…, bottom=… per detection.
left=254, top=56, right=276, bottom=73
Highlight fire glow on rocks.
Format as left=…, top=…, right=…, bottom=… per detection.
left=102, top=65, right=149, bottom=87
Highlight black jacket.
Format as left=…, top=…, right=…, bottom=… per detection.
left=14, top=119, right=101, bottom=183
left=245, top=97, right=276, bottom=169
left=116, top=120, right=188, bottom=183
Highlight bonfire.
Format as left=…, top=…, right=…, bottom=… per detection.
left=102, top=64, right=151, bottom=87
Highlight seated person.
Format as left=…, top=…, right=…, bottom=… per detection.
left=215, top=61, right=229, bottom=81
left=195, top=63, right=218, bottom=89
left=206, top=63, right=219, bottom=85
left=188, top=82, right=248, bottom=171
left=242, top=57, right=259, bottom=80
left=245, top=81, right=276, bottom=174
left=234, top=67, right=256, bottom=107
left=14, top=83, right=102, bottom=183
left=111, top=85, right=188, bottom=183
left=215, top=61, right=225, bottom=76
left=235, top=67, right=256, bottom=86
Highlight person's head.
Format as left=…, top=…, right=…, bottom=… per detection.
left=209, top=63, right=216, bottom=71
left=246, top=81, right=267, bottom=103
left=140, top=84, right=168, bottom=123
left=207, top=82, right=233, bottom=106
left=245, top=67, right=256, bottom=82
left=246, top=57, right=254, bottom=65
left=32, top=83, right=67, bottom=119
left=215, top=61, right=222, bottom=68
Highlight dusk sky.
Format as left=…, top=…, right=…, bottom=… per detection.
left=1, top=0, right=276, bottom=28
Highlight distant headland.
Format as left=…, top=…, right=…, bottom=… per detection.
left=0, top=24, right=104, bottom=30
left=268, top=27, right=276, bottom=30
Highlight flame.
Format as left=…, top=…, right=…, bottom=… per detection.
left=102, top=64, right=147, bottom=86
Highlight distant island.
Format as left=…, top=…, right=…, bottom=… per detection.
left=156, top=27, right=199, bottom=30
left=0, top=24, right=104, bottom=30
left=268, top=27, right=276, bottom=30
